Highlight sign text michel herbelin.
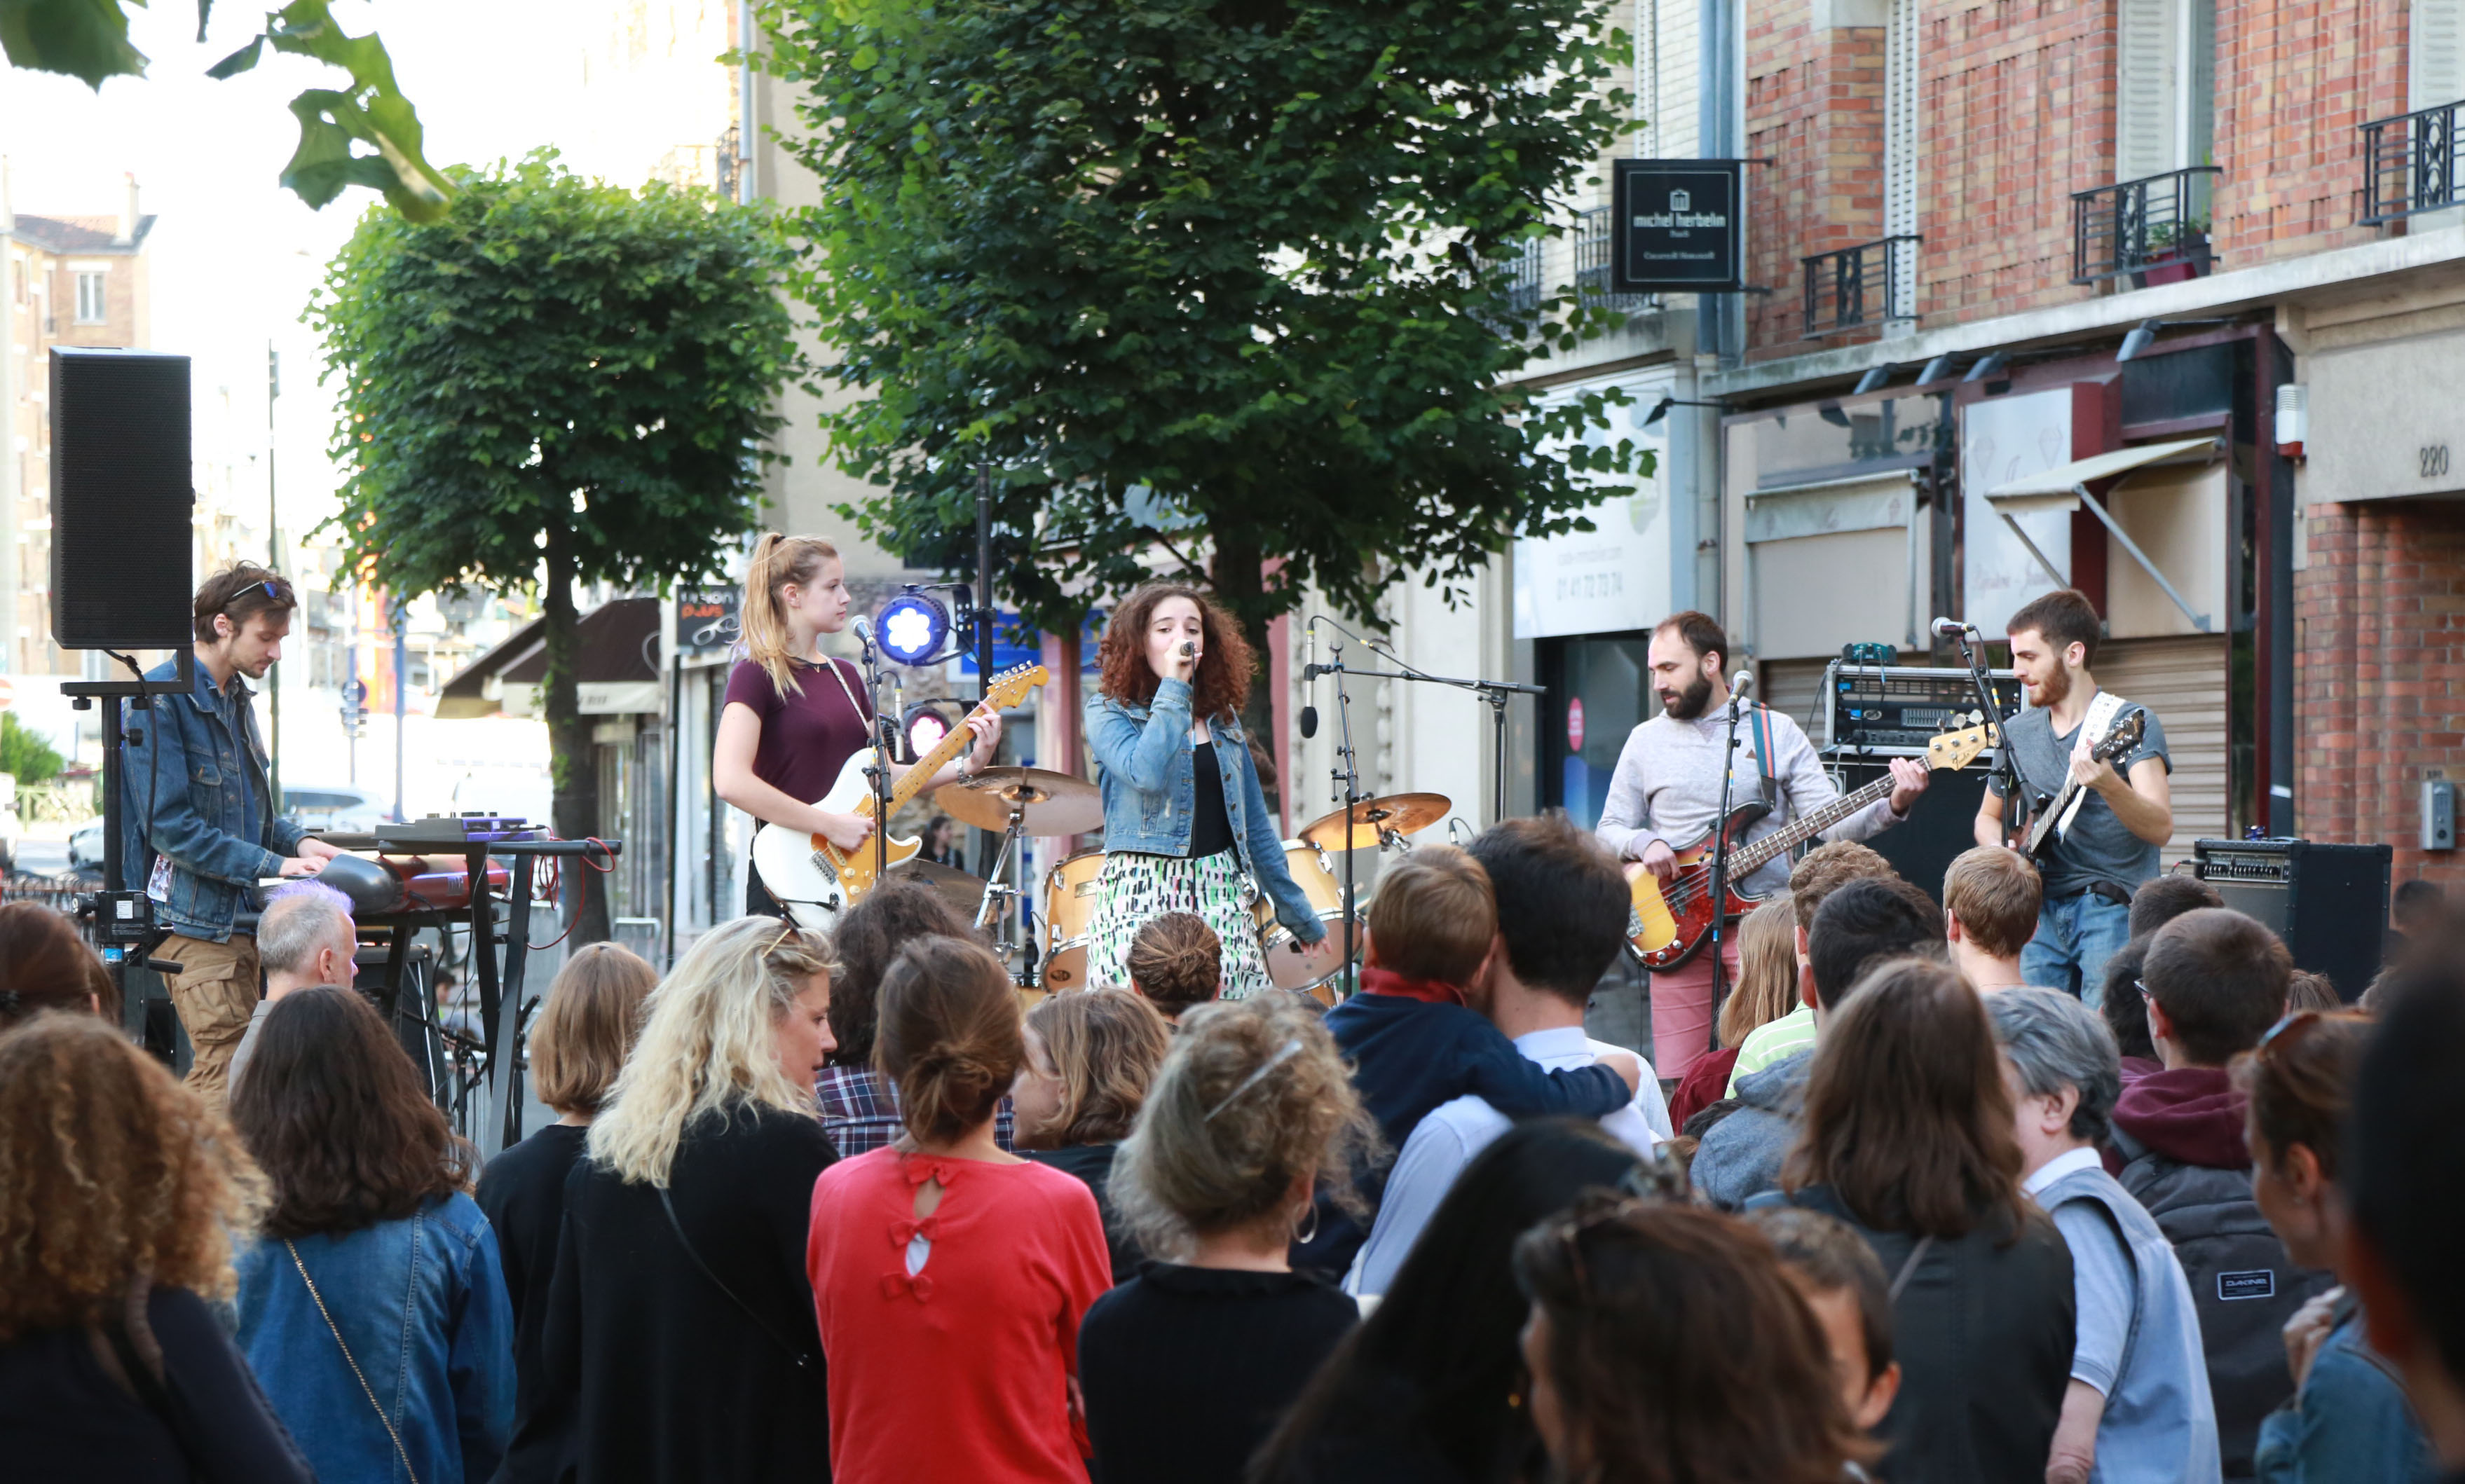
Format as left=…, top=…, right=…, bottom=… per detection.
left=1609, top=160, right=1747, bottom=294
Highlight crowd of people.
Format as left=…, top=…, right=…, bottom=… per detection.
left=6, top=819, right=2465, bottom=1484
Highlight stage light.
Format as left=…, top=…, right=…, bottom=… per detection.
left=904, top=701, right=957, bottom=759
left=875, top=589, right=951, bottom=666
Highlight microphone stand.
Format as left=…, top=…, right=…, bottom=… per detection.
left=1706, top=679, right=1746, bottom=1035
left=1309, top=646, right=1547, bottom=823
left=854, top=628, right=893, bottom=888
left=1327, top=639, right=1363, bottom=997
left=1948, top=624, right=2033, bottom=842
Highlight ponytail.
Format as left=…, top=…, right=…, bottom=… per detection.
left=741, top=532, right=841, bottom=697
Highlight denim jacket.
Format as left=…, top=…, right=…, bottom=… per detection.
left=2035, top=1160, right=2223, bottom=1483
left=2254, top=1305, right=2438, bottom=1484
left=121, top=655, right=307, bottom=941
left=1086, top=677, right=1323, bottom=942
left=237, top=1192, right=516, bottom=1484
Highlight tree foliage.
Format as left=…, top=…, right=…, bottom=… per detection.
left=310, top=154, right=801, bottom=937
left=0, top=713, right=64, bottom=787
left=762, top=0, right=1651, bottom=645
left=4, top=0, right=450, bottom=219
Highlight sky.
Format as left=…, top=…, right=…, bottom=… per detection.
left=0, top=0, right=734, bottom=541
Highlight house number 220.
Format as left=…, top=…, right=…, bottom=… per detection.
left=2424, top=444, right=2452, bottom=479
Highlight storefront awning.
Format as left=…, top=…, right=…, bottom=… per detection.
left=1982, top=437, right=2222, bottom=631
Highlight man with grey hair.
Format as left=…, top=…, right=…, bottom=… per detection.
left=1989, top=987, right=2220, bottom=1483
left=226, top=881, right=359, bottom=1091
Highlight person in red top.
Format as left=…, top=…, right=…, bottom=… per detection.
left=806, top=935, right=1112, bottom=1483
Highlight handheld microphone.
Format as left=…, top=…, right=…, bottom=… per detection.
left=1180, top=641, right=1196, bottom=659
left=1300, top=622, right=1320, bottom=737
left=850, top=614, right=875, bottom=650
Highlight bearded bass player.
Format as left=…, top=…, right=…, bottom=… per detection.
left=1972, top=588, right=2171, bottom=1003
left=1593, top=611, right=1930, bottom=1081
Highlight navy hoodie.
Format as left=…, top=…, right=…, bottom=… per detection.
left=1292, top=984, right=1630, bottom=1274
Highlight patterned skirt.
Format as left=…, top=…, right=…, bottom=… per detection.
left=1086, top=848, right=1275, bottom=1000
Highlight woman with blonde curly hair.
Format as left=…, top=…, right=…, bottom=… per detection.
left=1013, top=987, right=1175, bottom=1281
left=1079, top=994, right=1380, bottom=1484
left=0, top=1012, right=311, bottom=1483
left=545, top=915, right=839, bottom=1484
left=1084, top=583, right=1326, bottom=997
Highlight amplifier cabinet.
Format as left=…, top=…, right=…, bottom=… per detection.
left=1823, top=661, right=2025, bottom=759
left=2191, top=838, right=2392, bottom=1002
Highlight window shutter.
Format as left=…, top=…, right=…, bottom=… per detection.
left=2415, top=0, right=2465, bottom=110
left=2116, top=0, right=2181, bottom=181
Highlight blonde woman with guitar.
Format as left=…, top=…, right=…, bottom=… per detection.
left=714, top=534, right=1001, bottom=921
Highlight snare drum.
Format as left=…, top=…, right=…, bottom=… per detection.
left=1039, top=848, right=1108, bottom=991
left=1250, top=839, right=1360, bottom=995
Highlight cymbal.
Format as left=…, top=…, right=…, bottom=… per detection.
left=1300, top=792, right=1453, bottom=851
left=896, top=859, right=988, bottom=913
left=936, top=767, right=1105, bottom=836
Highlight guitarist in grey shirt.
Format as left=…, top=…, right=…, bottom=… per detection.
left=1974, top=589, right=2173, bottom=1004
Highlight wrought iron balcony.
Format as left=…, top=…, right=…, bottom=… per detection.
left=2072, top=166, right=2220, bottom=284
left=1573, top=205, right=1654, bottom=312
left=1799, top=235, right=1920, bottom=338
left=1494, top=238, right=1544, bottom=316
left=2361, top=99, right=2465, bottom=224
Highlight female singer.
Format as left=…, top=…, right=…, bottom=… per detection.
left=714, top=534, right=999, bottom=918
left=1084, top=583, right=1323, bottom=998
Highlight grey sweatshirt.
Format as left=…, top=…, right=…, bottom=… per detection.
left=1594, top=706, right=1901, bottom=896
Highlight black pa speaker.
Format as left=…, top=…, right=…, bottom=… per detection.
left=49, top=347, right=195, bottom=650
left=1832, top=760, right=1993, bottom=907
left=2193, top=837, right=2392, bottom=1002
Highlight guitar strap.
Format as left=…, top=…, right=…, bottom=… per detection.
left=2054, top=689, right=2130, bottom=839
left=1745, top=704, right=1780, bottom=805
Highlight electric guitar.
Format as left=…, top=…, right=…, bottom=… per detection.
left=749, top=663, right=1049, bottom=931
left=2018, top=708, right=2145, bottom=860
left=1626, top=717, right=2000, bottom=968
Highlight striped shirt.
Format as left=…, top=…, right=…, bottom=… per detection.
left=1725, top=1003, right=1817, bottom=1098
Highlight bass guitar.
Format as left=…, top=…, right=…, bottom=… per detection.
left=1626, top=717, right=1999, bottom=968
left=2018, top=707, right=2145, bottom=860
left=750, top=662, right=1049, bottom=930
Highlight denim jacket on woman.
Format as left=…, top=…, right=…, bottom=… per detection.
left=236, top=1192, right=516, bottom=1484
left=1086, top=677, right=1323, bottom=942
left=2253, top=1305, right=2438, bottom=1484
left=119, top=655, right=308, bottom=942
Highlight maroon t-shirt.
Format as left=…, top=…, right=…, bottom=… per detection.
left=723, top=657, right=875, bottom=805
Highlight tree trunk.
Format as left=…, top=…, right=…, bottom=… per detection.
left=541, top=521, right=610, bottom=947
left=1208, top=525, right=1281, bottom=822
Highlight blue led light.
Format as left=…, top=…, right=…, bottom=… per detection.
left=875, top=591, right=950, bottom=666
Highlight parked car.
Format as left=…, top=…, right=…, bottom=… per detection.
left=280, top=783, right=395, bottom=835
left=69, top=818, right=105, bottom=870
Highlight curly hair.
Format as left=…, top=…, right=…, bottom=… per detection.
left=232, top=987, right=474, bottom=1239
left=1094, top=583, right=1255, bottom=723
left=1513, top=1196, right=1878, bottom=1484
left=1110, top=994, right=1381, bottom=1258
left=1125, top=912, right=1223, bottom=1017
left=1026, top=988, right=1173, bottom=1146
left=826, top=880, right=981, bottom=1066
left=0, top=901, right=118, bottom=1029
left=0, top=1013, right=268, bottom=1342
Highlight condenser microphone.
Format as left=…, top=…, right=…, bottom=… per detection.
left=1300, top=622, right=1320, bottom=736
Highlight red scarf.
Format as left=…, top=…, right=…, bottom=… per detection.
left=1358, top=966, right=1468, bottom=1007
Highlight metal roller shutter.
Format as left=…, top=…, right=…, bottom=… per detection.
left=2096, top=634, right=2229, bottom=869
left=1759, top=659, right=1834, bottom=746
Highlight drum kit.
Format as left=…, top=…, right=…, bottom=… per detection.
left=911, top=765, right=1454, bottom=1001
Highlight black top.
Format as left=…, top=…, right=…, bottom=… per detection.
left=1187, top=741, right=1236, bottom=859
left=476, top=1120, right=589, bottom=1484
left=1079, top=1263, right=1358, bottom=1484
left=0, top=1284, right=315, bottom=1484
left=544, top=1104, right=837, bottom=1484
left=1789, top=1186, right=2075, bottom=1484
left=1023, top=1141, right=1143, bottom=1284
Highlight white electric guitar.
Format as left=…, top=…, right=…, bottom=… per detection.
left=749, top=663, right=1048, bottom=930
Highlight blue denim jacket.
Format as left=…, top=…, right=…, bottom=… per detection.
left=121, top=655, right=308, bottom=941
left=2254, top=1307, right=2438, bottom=1484
left=2035, top=1160, right=2222, bottom=1483
left=238, top=1192, right=515, bottom=1484
left=1086, top=678, right=1323, bottom=942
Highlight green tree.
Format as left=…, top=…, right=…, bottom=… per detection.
left=5, top=0, right=451, bottom=219
left=763, top=0, right=1648, bottom=743
left=0, top=713, right=64, bottom=786
left=311, top=155, right=801, bottom=942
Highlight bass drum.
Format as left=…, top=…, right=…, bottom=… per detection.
left=1251, top=839, right=1359, bottom=1000
left=1039, top=848, right=1108, bottom=991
